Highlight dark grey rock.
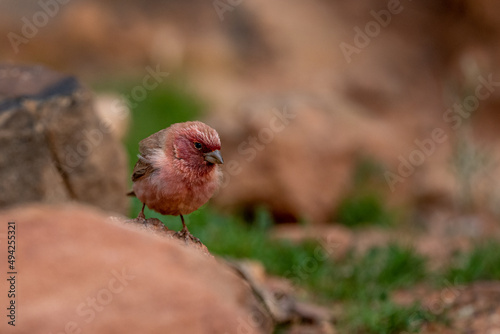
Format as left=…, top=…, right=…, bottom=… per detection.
left=0, top=64, right=129, bottom=214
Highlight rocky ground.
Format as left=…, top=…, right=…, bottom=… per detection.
left=1, top=1, right=500, bottom=333
left=272, top=216, right=500, bottom=333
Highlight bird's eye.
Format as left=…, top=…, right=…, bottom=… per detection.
left=194, top=142, right=202, bottom=150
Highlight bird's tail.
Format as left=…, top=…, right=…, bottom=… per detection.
left=126, top=190, right=136, bottom=197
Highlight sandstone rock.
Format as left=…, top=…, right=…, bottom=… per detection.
left=0, top=204, right=272, bottom=334
left=93, top=93, right=130, bottom=141
left=123, top=216, right=212, bottom=256
left=212, top=95, right=403, bottom=223
left=0, top=64, right=128, bottom=214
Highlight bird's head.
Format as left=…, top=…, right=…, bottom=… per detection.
left=170, top=121, right=223, bottom=172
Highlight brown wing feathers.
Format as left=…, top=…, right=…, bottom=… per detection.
left=128, top=129, right=168, bottom=195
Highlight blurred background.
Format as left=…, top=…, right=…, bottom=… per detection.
left=2, top=0, right=500, bottom=333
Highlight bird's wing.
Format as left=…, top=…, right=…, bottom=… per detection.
left=131, top=129, right=168, bottom=182
left=131, top=156, right=154, bottom=182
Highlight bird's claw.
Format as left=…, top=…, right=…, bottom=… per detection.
left=174, top=228, right=201, bottom=244
left=136, top=204, right=146, bottom=224
left=135, top=213, right=146, bottom=224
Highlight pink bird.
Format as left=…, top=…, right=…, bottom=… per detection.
left=129, top=121, right=224, bottom=241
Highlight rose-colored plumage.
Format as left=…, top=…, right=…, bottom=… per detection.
left=130, top=121, right=223, bottom=241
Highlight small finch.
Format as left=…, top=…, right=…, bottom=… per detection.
left=129, top=121, right=224, bottom=241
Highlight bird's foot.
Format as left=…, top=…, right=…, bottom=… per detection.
left=135, top=211, right=146, bottom=224
left=174, top=227, right=201, bottom=244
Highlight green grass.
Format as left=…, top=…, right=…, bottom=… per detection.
left=335, top=157, right=397, bottom=228
left=319, top=245, right=427, bottom=300
left=336, top=193, right=394, bottom=227
left=446, top=240, right=500, bottom=284
left=306, top=244, right=432, bottom=333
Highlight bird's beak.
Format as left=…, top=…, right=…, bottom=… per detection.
left=204, top=150, right=224, bottom=164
